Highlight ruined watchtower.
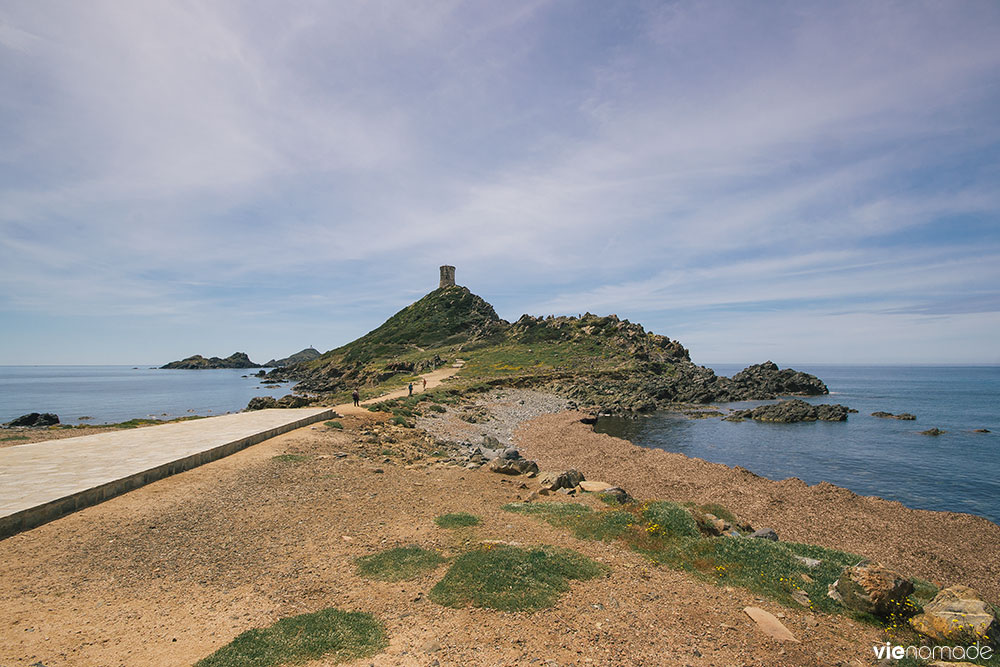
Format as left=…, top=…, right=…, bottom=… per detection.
left=439, top=265, right=456, bottom=289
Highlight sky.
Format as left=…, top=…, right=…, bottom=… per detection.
left=1, top=1, right=999, bottom=366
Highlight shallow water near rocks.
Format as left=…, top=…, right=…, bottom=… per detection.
left=595, top=364, right=1000, bottom=524
left=0, top=365, right=294, bottom=425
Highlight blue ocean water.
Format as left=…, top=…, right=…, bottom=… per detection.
left=0, top=366, right=294, bottom=425
left=595, top=365, right=1000, bottom=524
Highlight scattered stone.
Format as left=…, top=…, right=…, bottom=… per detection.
left=791, top=589, right=812, bottom=607
left=829, top=563, right=913, bottom=618
left=6, top=412, right=60, bottom=427
left=919, top=427, right=946, bottom=436
left=749, top=528, right=778, bottom=541
left=743, top=606, right=799, bottom=642
left=482, top=435, right=501, bottom=449
left=421, top=640, right=442, bottom=653
left=794, top=556, right=821, bottom=569
left=909, top=585, right=999, bottom=645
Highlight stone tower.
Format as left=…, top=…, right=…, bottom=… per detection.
left=439, top=265, right=456, bottom=289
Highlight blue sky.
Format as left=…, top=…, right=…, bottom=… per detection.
left=1, top=1, right=999, bottom=366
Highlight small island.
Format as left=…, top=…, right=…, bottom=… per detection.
left=160, top=352, right=261, bottom=369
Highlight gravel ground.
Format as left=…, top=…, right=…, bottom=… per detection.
left=415, top=389, right=571, bottom=447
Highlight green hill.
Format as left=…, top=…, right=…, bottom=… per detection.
left=282, top=279, right=827, bottom=412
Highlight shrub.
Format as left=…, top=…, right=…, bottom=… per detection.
left=325, top=420, right=343, bottom=429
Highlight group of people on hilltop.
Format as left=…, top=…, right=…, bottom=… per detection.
left=351, top=377, right=427, bottom=407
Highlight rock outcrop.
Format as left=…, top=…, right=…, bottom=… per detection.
left=729, top=399, right=852, bottom=423
left=6, top=412, right=60, bottom=427
left=244, top=395, right=312, bottom=411
left=161, top=352, right=261, bottom=369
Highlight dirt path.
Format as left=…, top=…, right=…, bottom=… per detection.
left=331, top=360, right=464, bottom=416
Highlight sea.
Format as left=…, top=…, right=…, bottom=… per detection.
left=595, top=364, right=1000, bottom=525
left=1, top=364, right=997, bottom=524
left=0, top=365, right=293, bottom=426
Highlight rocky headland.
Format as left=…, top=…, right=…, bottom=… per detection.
left=161, top=352, right=261, bottom=369
left=264, top=347, right=321, bottom=368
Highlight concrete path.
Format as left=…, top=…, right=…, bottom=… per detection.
left=0, top=407, right=333, bottom=539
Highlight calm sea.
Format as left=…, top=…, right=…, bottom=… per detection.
left=595, top=365, right=1000, bottom=525
left=0, top=366, right=293, bottom=425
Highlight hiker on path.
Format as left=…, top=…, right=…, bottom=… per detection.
left=408, top=382, right=414, bottom=396
left=422, top=378, right=427, bottom=391
left=352, top=389, right=360, bottom=407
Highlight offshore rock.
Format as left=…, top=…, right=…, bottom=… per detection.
left=264, top=347, right=321, bottom=368
left=730, top=399, right=851, bottom=423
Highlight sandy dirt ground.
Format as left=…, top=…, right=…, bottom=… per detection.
left=1, top=402, right=993, bottom=666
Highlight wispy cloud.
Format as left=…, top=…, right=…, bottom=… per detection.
left=1, top=1, right=998, bottom=364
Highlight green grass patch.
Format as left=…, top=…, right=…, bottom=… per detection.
left=435, top=512, right=481, bottom=528
left=428, top=404, right=447, bottom=413
left=324, top=420, right=343, bottom=429
left=111, top=418, right=160, bottom=429
left=355, top=546, right=447, bottom=582
left=379, top=448, right=397, bottom=457
left=641, top=501, right=701, bottom=539
left=194, top=607, right=386, bottom=667
left=272, top=454, right=308, bottom=463
left=0, top=434, right=29, bottom=442
left=503, top=502, right=634, bottom=542
left=506, top=499, right=867, bottom=616
left=429, top=544, right=607, bottom=612
left=390, top=416, right=412, bottom=427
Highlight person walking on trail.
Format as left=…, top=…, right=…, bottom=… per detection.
left=352, top=389, right=360, bottom=407
left=422, top=378, right=427, bottom=391
left=408, top=382, right=414, bottom=396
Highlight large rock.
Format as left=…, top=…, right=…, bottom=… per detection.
left=828, top=563, right=914, bottom=618
left=7, top=412, right=60, bottom=427
left=598, top=487, right=633, bottom=504
left=488, top=458, right=539, bottom=475
left=727, top=361, right=828, bottom=398
left=539, top=470, right=585, bottom=491
left=910, top=585, right=999, bottom=645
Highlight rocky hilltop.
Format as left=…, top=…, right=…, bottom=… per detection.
left=264, top=347, right=321, bottom=368
left=272, top=282, right=827, bottom=414
left=161, top=352, right=261, bottom=370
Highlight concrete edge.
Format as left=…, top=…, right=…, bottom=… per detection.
left=0, top=409, right=334, bottom=540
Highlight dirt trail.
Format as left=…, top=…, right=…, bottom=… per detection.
left=332, top=360, right=464, bottom=416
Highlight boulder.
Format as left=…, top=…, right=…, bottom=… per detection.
left=245, top=397, right=278, bottom=411
left=909, top=585, right=999, bottom=645
left=872, top=411, right=917, bottom=420
left=539, top=469, right=585, bottom=491
left=920, top=427, right=946, bottom=436
left=488, top=458, right=539, bottom=475
left=579, top=480, right=613, bottom=492
left=276, top=394, right=311, bottom=408
left=482, top=435, right=502, bottom=449
left=7, top=412, right=59, bottom=427
left=7, top=412, right=60, bottom=427
left=749, top=528, right=779, bottom=541
left=828, top=563, right=914, bottom=618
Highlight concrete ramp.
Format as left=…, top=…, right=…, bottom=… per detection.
left=0, top=408, right=334, bottom=539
